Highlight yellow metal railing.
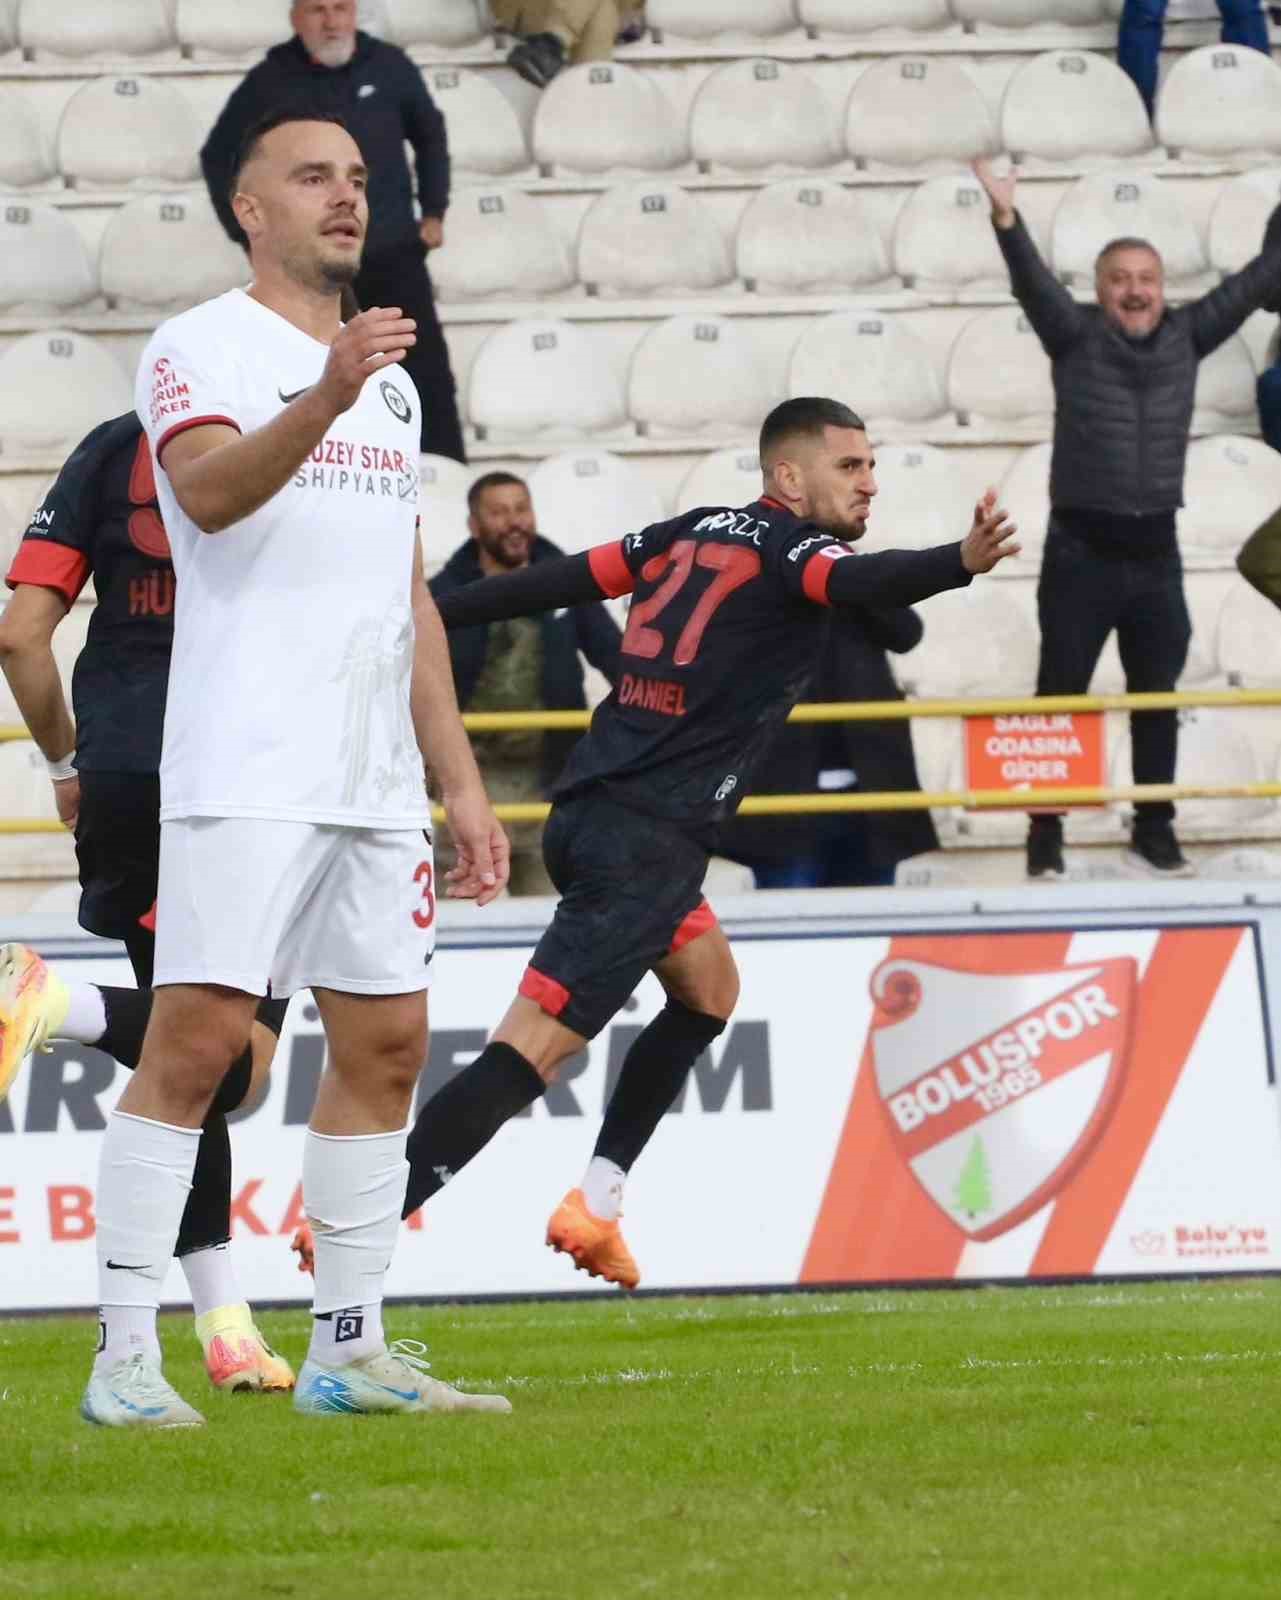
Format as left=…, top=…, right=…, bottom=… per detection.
left=2, top=686, right=1280, bottom=831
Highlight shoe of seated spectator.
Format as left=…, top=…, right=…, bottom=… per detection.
left=1124, top=821, right=1194, bottom=878
left=508, top=31, right=567, bottom=88
left=1026, top=815, right=1066, bottom=881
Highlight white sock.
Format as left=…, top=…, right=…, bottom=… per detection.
left=581, top=1156, right=626, bottom=1222
left=180, top=1241, right=241, bottom=1321
left=59, top=981, right=107, bottom=1044
left=96, top=1304, right=161, bottom=1372
left=303, top=1128, right=408, bottom=1367
left=94, top=1110, right=200, bottom=1376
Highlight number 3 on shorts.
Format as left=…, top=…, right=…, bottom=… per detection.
left=412, top=859, right=435, bottom=929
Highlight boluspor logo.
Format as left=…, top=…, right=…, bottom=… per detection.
left=867, top=954, right=1137, bottom=1241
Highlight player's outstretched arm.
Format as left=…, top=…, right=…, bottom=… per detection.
left=0, top=586, right=79, bottom=829
left=409, top=545, right=509, bottom=906
left=434, top=544, right=634, bottom=629
left=959, top=489, right=1021, bottom=574
left=159, top=308, right=417, bottom=534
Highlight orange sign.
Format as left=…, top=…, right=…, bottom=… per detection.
left=963, top=712, right=1104, bottom=807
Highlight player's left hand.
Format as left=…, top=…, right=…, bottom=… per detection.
left=420, top=217, right=444, bottom=251
left=443, top=787, right=509, bottom=906
left=960, top=488, right=1020, bottom=575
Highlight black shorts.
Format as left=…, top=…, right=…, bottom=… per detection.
left=519, top=790, right=718, bottom=1040
left=74, top=771, right=160, bottom=943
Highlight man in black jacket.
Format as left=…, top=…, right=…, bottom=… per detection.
left=200, top=0, right=465, bottom=461
left=430, top=472, right=622, bottom=893
left=974, top=157, right=1281, bottom=880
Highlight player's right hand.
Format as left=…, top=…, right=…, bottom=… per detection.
left=961, top=488, right=1020, bottom=575
left=51, top=774, right=79, bottom=832
left=315, top=307, right=417, bottom=416
left=971, top=157, right=1017, bottom=229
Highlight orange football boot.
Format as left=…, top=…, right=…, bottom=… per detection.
left=546, top=1188, right=640, bottom=1290
left=196, top=1304, right=295, bottom=1393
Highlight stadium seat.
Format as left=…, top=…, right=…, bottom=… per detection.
left=1111, top=707, right=1271, bottom=834
left=1000, top=50, right=1152, bottom=167
left=0, top=91, right=58, bottom=188
left=892, top=174, right=1009, bottom=299
left=577, top=182, right=732, bottom=297
left=627, top=316, right=773, bottom=438
left=417, top=454, right=473, bottom=575
left=946, top=307, right=1054, bottom=432
left=0, top=199, right=98, bottom=314
left=1050, top=172, right=1209, bottom=292
left=468, top=319, right=627, bottom=441
left=1199, top=845, right=1281, bottom=882
left=1180, top=436, right=1281, bottom=565
left=0, top=0, right=16, bottom=52
left=430, top=186, right=574, bottom=302
left=800, top=0, right=953, bottom=33
left=57, top=76, right=201, bottom=189
left=526, top=449, right=665, bottom=556
left=996, top=442, right=1052, bottom=567
left=951, top=0, right=1107, bottom=24
left=428, top=67, right=531, bottom=178
left=690, top=60, right=841, bottom=175
left=0, top=474, right=46, bottom=571
left=736, top=179, right=895, bottom=296
left=19, top=0, right=176, bottom=58
left=896, top=582, right=1040, bottom=697
left=0, top=741, right=60, bottom=824
left=381, top=0, right=488, bottom=48
left=100, top=191, right=247, bottom=311
left=1192, top=335, right=1257, bottom=437
left=1207, top=168, right=1281, bottom=277
left=861, top=443, right=956, bottom=552
left=788, top=311, right=945, bottom=431
left=677, top=447, right=763, bottom=511
left=1217, top=577, right=1281, bottom=687
left=845, top=57, right=998, bottom=172
left=176, top=0, right=293, bottom=58
left=647, top=0, right=800, bottom=42
left=1157, top=44, right=1281, bottom=163
left=0, top=332, right=132, bottom=464
left=534, top=62, right=686, bottom=177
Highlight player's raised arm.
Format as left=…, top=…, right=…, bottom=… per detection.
left=434, top=541, right=637, bottom=629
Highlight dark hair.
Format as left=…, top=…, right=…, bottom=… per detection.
left=229, top=109, right=358, bottom=202
left=1095, top=235, right=1161, bottom=273
left=467, top=470, right=529, bottom=514
left=759, top=397, right=866, bottom=465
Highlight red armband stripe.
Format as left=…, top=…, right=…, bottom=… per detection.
left=519, top=964, right=571, bottom=1018
left=670, top=899, right=718, bottom=953
left=155, top=414, right=241, bottom=468
left=5, top=542, right=90, bottom=603
left=801, top=552, right=834, bottom=607
left=588, top=540, right=634, bottom=599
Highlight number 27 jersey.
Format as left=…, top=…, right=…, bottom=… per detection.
left=553, top=497, right=853, bottom=835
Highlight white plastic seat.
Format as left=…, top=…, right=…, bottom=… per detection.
left=677, top=447, right=763, bottom=511
left=467, top=319, right=626, bottom=441
left=736, top=179, right=895, bottom=295
left=846, top=57, right=998, bottom=172
left=19, top=0, right=176, bottom=57
left=800, top=0, right=952, bottom=32
left=788, top=311, right=945, bottom=431
left=892, top=174, right=1009, bottom=298
left=0, top=90, right=58, bottom=188
left=57, top=76, right=201, bottom=189
left=1192, top=335, right=1257, bottom=437
left=628, top=316, right=772, bottom=438
left=1001, top=50, right=1152, bottom=167
left=1208, top=168, right=1281, bottom=277
left=647, top=0, right=800, bottom=41
left=690, top=60, right=841, bottom=175
left=534, top=62, right=686, bottom=177
left=0, top=332, right=132, bottom=464
left=952, top=0, right=1106, bottom=24
left=1180, top=436, right=1281, bottom=565
left=176, top=0, right=293, bottom=58
left=0, top=199, right=98, bottom=314
left=1157, top=44, right=1281, bottom=163
left=1111, top=707, right=1271, bottom=834
left=862, top=443, right=956, bottom=552
left=417, top=455, right=474, bottom=576
left=0, top=741, right=60, bottom=824
left=526, top=450, right=664, bottom=557
left=897, top=581, right=1040, bottom=697
left=946, top=307, right=1054, bottom=432
left=1051, top=171, right=1209, bottom=292
left=428, top=66, right=530, bottom=178
left=430, top=186, right=573, bottom=302
left=996, top=441, right=1052, bottom=567
left=577, top=182, right=731, bottom=297
left=1217, top=577, right=1281, bottom=686
left=0, top=0, right=16, bottom=52
left=382, top=0, right=487, bottom=48
left=100, top=191, right=247, bottom=311
left=0, top=474, right=47, bottom=571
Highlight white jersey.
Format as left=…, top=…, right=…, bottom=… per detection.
left=136, top=288, right=430, bottom=829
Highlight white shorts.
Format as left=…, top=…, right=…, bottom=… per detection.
left=154, top=817, right=436, bottom=997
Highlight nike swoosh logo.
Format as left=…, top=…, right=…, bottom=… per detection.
left=279, top=386, right=310, bottom=404
left=106, top=1260, right=149, bottom=1271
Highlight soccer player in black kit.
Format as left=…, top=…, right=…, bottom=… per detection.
left=393, top=398, right=1019, bottom=1287
left=0, top=413, right=294, bottom=1391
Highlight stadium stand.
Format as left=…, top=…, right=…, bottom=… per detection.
left=0, top=332, right=132, bottom=463
left=576, top=181, right=733, bottom=297
left=995, top=442, right=1053, bottom=568
left=56, top=75, right=201, bottom=189
left=427, top=66, right=532, bottom=179
left=174, top=0, right=292, bottom=61
left=946, top=307, right=1055, bottom=435
left=627, top=315, right=772, bottom=437
left=1156, top=43, right=1281, bottom=165
left=1191, top=335, right=1258, bottom=437
left=952, top=0, right=1110, bottom=25
left=381, top=0, right=490, bottom=51
left=1217, top=577, right=1281, bottom=687
left=735, top=179, right=896, bottom=296
left=999, top=50, right=1153, bottom=166
left=788, top=311, right=946, bottom=433
left=0, top=91, right=57, bottom=187
left=1180, top=436, right=1281, bottom=567
left=799, top=0, right=955, bottom=34
left=892, top=174, right=1011, bottom=299
left=1049, top=170, right=1212, bottom=292
left=533, top=62, right=687, bottom=177
left=845, top=57, right=998, bottom=172
left=1110, top=707, right=1274, bottom=836
left=0, top=199, right=99, bottom=314
left=0, top=0, right=16, bottom=54
left=0, top=741, right=59, bottom=825
left=646, top=0, right=803, bottom=44
left=898, top=581, right=1040, bottom=699
left=1208, top=167, right=1281, bottom=275
left=99, top=191, right=248, bottom=311
left=429, top=185, right=575, bottom=302
left=689, top=60, right=842, bottom=175
left=467, top=318, right=628, bottom=441
left=18, top=0, right=177, bottom=60
left=525, top=448, right=664, bottom=555
left=676, top=446, right=762, bottom=510
left=418, top=454, right=474, bottom=575
left=860, top=443, right=956, bottom=551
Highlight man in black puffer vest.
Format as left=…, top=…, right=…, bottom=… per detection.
left=974, top=157, right=1281, bottom=880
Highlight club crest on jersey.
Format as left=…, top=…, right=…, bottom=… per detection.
left=380, top=381, right=412, bottom=424
left=866, top=954, right=1137, bottom=1240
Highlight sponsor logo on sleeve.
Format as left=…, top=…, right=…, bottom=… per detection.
left=380, top=381, right=412, bottom=424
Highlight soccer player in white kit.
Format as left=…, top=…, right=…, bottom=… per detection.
left=81, top=110, right=512, bottom=1428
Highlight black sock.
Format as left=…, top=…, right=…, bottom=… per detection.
left=595, top=1000, right=727, bottom=1173
left=403, top=1041, right=545, bottom=1217
left=176, top=1108, right=232, bottom=1256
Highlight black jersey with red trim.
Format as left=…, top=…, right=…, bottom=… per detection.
left=552, top=497, right=922, bottom=835
left=6, top=413, right=173, bottom=775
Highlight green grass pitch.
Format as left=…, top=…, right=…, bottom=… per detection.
left=4, top=1279, right=1281, bottom=1599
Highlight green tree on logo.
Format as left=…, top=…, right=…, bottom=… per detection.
left=954, top=1136, right=993, bottom=1219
